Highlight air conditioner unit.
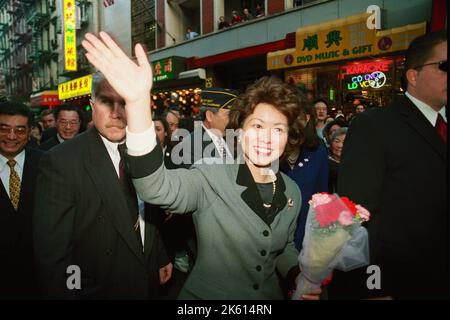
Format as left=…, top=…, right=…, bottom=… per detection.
left=178, top=68, right=206, bottom=80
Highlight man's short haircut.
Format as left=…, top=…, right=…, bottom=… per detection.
left=199, top=106, right=218, bottom=121
left=54, top=104, right=83, bottom=123
left=403, top=30, right=447, bottom=89
left=0, top=101, right=33, bottom=127
left=40, top=109, right=55, bottom=120
left=91, top=73, right=106, bottom=101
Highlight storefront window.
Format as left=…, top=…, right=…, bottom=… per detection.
left=152, top=88, right=202, bottom=117
left=283, top=54, right=405, bottom=116
left=285, top=64, right=340, bottom=106
left=340, top=55, right=405, bottom=113
left=341, top=57, right=395, bottom=113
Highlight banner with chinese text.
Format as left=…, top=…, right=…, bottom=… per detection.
left=63, top=0, right=77, bottom=71
left=267, top=13, right=426, bottom=70
left=58, top=75, right=92, bottom=100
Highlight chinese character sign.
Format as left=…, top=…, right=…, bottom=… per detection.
left=267, top=12, right=426, bottom=70
left=63, top=0, right=77, bottom=71
left=58, top=75, right=92, bottom=100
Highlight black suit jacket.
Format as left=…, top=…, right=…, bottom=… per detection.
left=39, top=136, right=60, bottom=152
left=40, top=127, right=57, bottom=144
left=33, top=127, right=169, bottom=299
left=0, top=147, right=43, bottom=299
left=334, top=95, right=447, bottom=299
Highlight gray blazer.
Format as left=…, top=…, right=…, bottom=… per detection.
left=127, top=146, right=302, bottom=299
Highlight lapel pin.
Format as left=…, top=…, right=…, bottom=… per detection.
left=288, top=198, right=294, bottom=209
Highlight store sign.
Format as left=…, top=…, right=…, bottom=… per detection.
left=347, top=71, right=387, bottom=90
left=63, top=0, right=77, bottom=71
left=342, top=60, right=390, bottom=75
left=152, top=57, right=186, bottom=82
left=30, top=91, right=61, bottom=107
left=58, top=75, right=92, bottom=100
left=267, top=12, right=425, bottom=70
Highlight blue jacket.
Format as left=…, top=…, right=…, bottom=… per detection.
left=281, top=144, right=329, bottom=250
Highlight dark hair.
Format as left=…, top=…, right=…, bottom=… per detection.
left=299, top=103, right=321, bottom=150
left=40, top=109, right=55, bottom=120
left=229, top=76, right=305, bottom=155
left=403, top=30, right=447, bottom=88
left=0, top=101, right=33, bottom=127
left=32, top=121, right=43, bottom=134
left=153, top=115, right=171, bottom=147
left=313, top=98, right=329, bottom=108
left=178, top=116, right=195, bottom=133
left=54, top=104, right=83, bottom=123
left=323, top=118, right=348, bottom=145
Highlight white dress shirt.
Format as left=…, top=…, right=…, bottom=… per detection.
left=56, top=133, right=65, bottom=144
left=99, top=134, right=145, bottom=248
left=405, top=91, right=447, bottom=126
left=0, top=150, right=25, bottom=198
left=202, top=123, right=232, bottom=158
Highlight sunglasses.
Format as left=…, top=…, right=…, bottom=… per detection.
left=414, top=60, right=447, bottom=72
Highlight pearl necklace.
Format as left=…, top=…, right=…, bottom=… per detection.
left=263, top=179, right=277, bottom=208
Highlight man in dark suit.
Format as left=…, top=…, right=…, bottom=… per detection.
left=39, top=109, right=56, bottom=144
left=334, top=31, right=447, bottom=299
left=33, top=76, right=172, bottom=299
left=0, top=102, right=43, bottom=299
left=39, top=105, right=82, bottom=152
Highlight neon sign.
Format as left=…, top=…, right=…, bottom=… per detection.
left=342, top=60, right=391, bottom=76
left=347, top=71, right=387, bottom=90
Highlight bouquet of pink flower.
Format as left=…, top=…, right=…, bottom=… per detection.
left=291, top=193, right=371, bottom=300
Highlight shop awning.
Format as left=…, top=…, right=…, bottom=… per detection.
left=188, top=39, right=287, bottom=69
left=267, top=12, right=426, bottom=70
left=30, top=90, right=60, bottom=107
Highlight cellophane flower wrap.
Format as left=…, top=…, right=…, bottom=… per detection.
left=291, top=193, right=371, bottom=300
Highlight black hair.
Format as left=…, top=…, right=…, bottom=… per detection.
left=0, top=101, right=33, bottom=127
left=54, top=104, right=83, bottom=123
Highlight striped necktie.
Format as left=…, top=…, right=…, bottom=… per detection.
left=7, top=159, right=21, bottom=210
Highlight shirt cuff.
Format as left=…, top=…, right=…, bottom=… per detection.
left=125, top=123, right=157, bottom=156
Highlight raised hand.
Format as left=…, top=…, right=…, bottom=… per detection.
left=82, top=31, right=153, bottom=133
left=82, top=31, right=152, bottom=106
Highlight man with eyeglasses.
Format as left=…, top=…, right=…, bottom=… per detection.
left=39, top=105, right=82, bottom=152
left=331, top=30, right=447, bottom=299
left=0, top=102, right=43, bottom=298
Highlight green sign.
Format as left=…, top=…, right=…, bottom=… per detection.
left=152, top=56, right=186, bottom=83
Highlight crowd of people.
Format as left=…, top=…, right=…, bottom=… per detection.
left=0, top=30, right=446, bottom=300
left=218, top=4, right=265, bottom=30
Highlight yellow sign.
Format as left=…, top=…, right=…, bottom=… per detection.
left=267, top=13, right=426, bottom=70
left=58, top=75, right=92, bottom=100
left=63, top=0, right=77, bottom=71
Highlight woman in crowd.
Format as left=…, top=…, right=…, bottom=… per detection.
left=328, top=127, right=347, bottom=193
left=281, top=103, right=329, bottom=251
left=153, top=115, right=171, bottom=150
left=323, top=118, right=347, bottom=147
left=82, top=31, right=321, bottom=300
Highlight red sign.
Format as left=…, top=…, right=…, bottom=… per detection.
left=341, top=60, right=392, bottom=76
left=30, top=91, right=61, bottom=107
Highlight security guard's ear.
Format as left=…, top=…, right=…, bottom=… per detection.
left=405, top=68, right=418, bottom=87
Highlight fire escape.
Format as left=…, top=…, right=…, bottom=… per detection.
left=26, top=2, right=58, bottom=92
